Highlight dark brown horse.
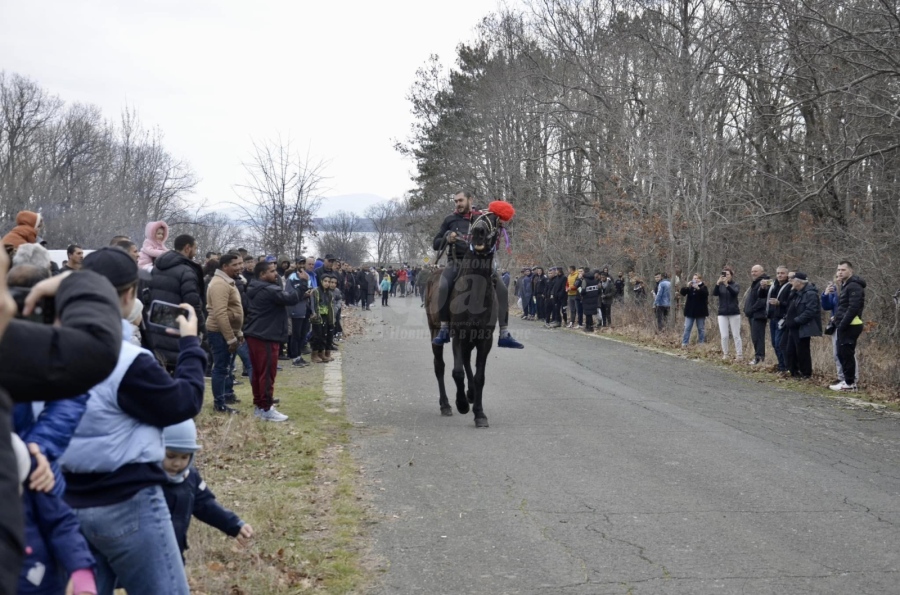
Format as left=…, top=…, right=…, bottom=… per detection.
left=425, top=212, right=499, bottom=427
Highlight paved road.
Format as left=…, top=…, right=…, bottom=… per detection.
left=343, top=297, right=900, bottom=594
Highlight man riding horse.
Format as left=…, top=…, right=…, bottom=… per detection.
left=431, top=191, right=524, bottom=349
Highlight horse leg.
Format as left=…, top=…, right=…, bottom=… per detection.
left=451, top=338, right=469, bottom=414
left=472, top=339, right=491, bottom=428
left=433, top=343, right=451, bottom=416
left=463, top=349, right=475, bottom=404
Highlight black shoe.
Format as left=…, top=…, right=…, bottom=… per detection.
left=278, top=355, right=291, bottom=361
left=224, top=393, right=240, bottom=404
left=241, top=371, right=250, bottom=377
left=292, top=357, right=308, bottom=367
left=215, top=405, right=239, bottom=415
left=273, top=398, right=280, bottom=405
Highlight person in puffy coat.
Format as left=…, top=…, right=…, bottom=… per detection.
left=679, top=273, right=709, bottom=346
left=138, top=221, right=169, bottom=271
left=161, top=420, right=252, bottom=560
left=781, top=272, right=822, bottom=378
left=2, top=210, right=43, bottom=250
left=580, top=270, right=601, bottom=332
left=147, top=235, right=206, bottom=369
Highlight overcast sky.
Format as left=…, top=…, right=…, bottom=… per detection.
left=0, top=0, right=508, bottom=215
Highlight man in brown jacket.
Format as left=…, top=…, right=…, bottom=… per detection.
left=206, top=253, right=245, bottom=414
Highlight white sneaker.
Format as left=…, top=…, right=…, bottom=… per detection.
left=254, top=406, right=289, bottom=421
left=829, top=381, right=857, bottom=392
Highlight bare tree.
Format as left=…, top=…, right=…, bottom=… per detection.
left=314, top=210, right=370, bottom=264
left=232, top=137, right=324, bottom=258
left=365, top=200, right=404, bottom=265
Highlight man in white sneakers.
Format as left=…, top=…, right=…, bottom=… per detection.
left=829, top=260, right=866, bottom=392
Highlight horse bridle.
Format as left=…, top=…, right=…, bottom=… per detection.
left=468, top=212, right=499, bottom=254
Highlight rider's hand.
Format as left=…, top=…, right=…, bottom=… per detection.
left=447, top=231, right=458, bottom=244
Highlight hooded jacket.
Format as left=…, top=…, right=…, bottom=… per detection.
left=244, top=277, right=301, bottom=342
left=833, top=275, right=866, bottom=332
left=147, top=250, right=206, bottom=366
left=784, top=283, right=823, bottom=339
left=581, top=278, right=601, bottom=311
left=2, top=211, right=42, bottom=248
left=138, top=221, right=169, bottom=270
left=743, top=276, right=769, bottom=319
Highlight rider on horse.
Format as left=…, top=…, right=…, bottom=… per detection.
left=431, top=190, right=524, bottom=349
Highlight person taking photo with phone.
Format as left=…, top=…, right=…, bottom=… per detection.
left=713, top=267, right=742, bottom=360
left=59, top=247, right=206, bottom=595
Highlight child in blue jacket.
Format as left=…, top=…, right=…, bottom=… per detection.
left=161, top=420, right=253, bottom=559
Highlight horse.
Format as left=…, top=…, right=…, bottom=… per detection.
left=425, top=211, right=500, bottom=428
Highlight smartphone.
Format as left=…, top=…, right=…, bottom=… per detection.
left=148, top=300, right=190, bottom=335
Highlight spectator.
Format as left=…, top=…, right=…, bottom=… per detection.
left=287, top=257, right=312, bottom=367
left=781, top=271, right=822, bottom=379
left=744, top=264, right=769, bottom=365
left=314, top=255, right=337, bottom=287
left=415, top=266, right=429, bottom=307
left=566, top=266, right=579, bottom=328
left=614, top=272, right=625, bottom=302
left=501, top=269, right=510, bottom=288
left=240, top=256, right=255, bottom=284
left=115, top=239, right=140, bottom=264
left=61, top=247, right=205, bottom=595
left=653, top=272, right=671, bottom=331
left=138, top=221, right=169, bottom=271
left=821, top=273, right=846, bottom=384
left=714, top=267, right=742, bottom=360
left=61, top=244, right=84, bottom=272
left=581, top=270, right=601, bottom=332
left=520, top=267, right=535, bottom=320
left=599, top=270, right=616, bottom=327
left=148, top=234, right=206, bottom=370
left=2, top=210, right=43, bottom=250
left=397, top=266, right=408, bottom=297
left=12, top=243, right=52, bottom=272
left=244, top=261, right=301, bottom=421
left=365, top=267, right=377, bottom=310
left=829, top=260, right=866, bottom=391
left=680, top=273, right=709, bottom=346
left=206, top=253, right=245, bottom=414
left=108, top=235, right=130, bottom=246
left=380, top=273, right=391, bottom=306
left=161, top=420, right=253, bottom=560
left=310, top=274, right=337, bottom=363
left=632, top=275, right=647, bottom=303
left=765, top=266, right=792, bottom=372
left=547, top=267, right=566, bottom=328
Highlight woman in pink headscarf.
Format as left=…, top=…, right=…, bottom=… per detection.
left=138, top=221, right=169, bottom=271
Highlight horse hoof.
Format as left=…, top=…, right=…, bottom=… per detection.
left=475, top=417, right=489, bottom=428
left=440, top=406, right=453, bottom=417
left=456, top=398, right=470, bottom=415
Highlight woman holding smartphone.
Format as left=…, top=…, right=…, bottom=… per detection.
left=713, top=267, right=742, bottom=360
left=680, top=273, right=709, bottom=346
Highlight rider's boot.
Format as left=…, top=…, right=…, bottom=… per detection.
left=432, top=326, right=451, bottom=346
left=497, top=328, right=524, bottom=349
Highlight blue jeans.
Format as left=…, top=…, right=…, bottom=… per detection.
left=770, top=318, right=786, bottom=371
left=72, top=486, right=189, bottom=595
left=232, top=339, right=251, bottom=377
left=208, top=331, right=234, bottom=408
left=682, top=316, right=706, bottom=345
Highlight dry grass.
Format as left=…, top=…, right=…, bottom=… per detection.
left=184, top=316, right=372, bottom=594
left=516, top=303, right=900, bottom=408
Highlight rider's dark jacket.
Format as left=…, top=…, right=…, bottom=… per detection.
left=433, top=209, right=483, bottom=259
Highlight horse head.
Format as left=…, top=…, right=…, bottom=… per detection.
left=469, top=212, right=499, bottom=256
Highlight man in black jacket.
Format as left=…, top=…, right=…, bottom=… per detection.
left=782, top=272, right=822, bottom=378
left=547, top=267, right=567, bottom=328
left=148, top=234, right=206, bottom=369
left=431, top=191, right=523, bottom=348
left=829, top=261, right=866, bottom=391
left=0, top=253, right=123, bottom=595
left=245, top=261, right=301, bottom=421
left=744, top=264, right=769, bottom=365
left=765, top=266, right=791, bottom=372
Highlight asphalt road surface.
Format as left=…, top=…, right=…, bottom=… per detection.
left=343, top=297, right=900, bottom=595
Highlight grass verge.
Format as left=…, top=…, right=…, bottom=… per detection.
left=184, top=356, right=371, bottom=594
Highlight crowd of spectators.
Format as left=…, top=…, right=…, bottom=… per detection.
left=513, top=262, right=867, bottom=391
left=0, top=210, right=401, bottom=594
